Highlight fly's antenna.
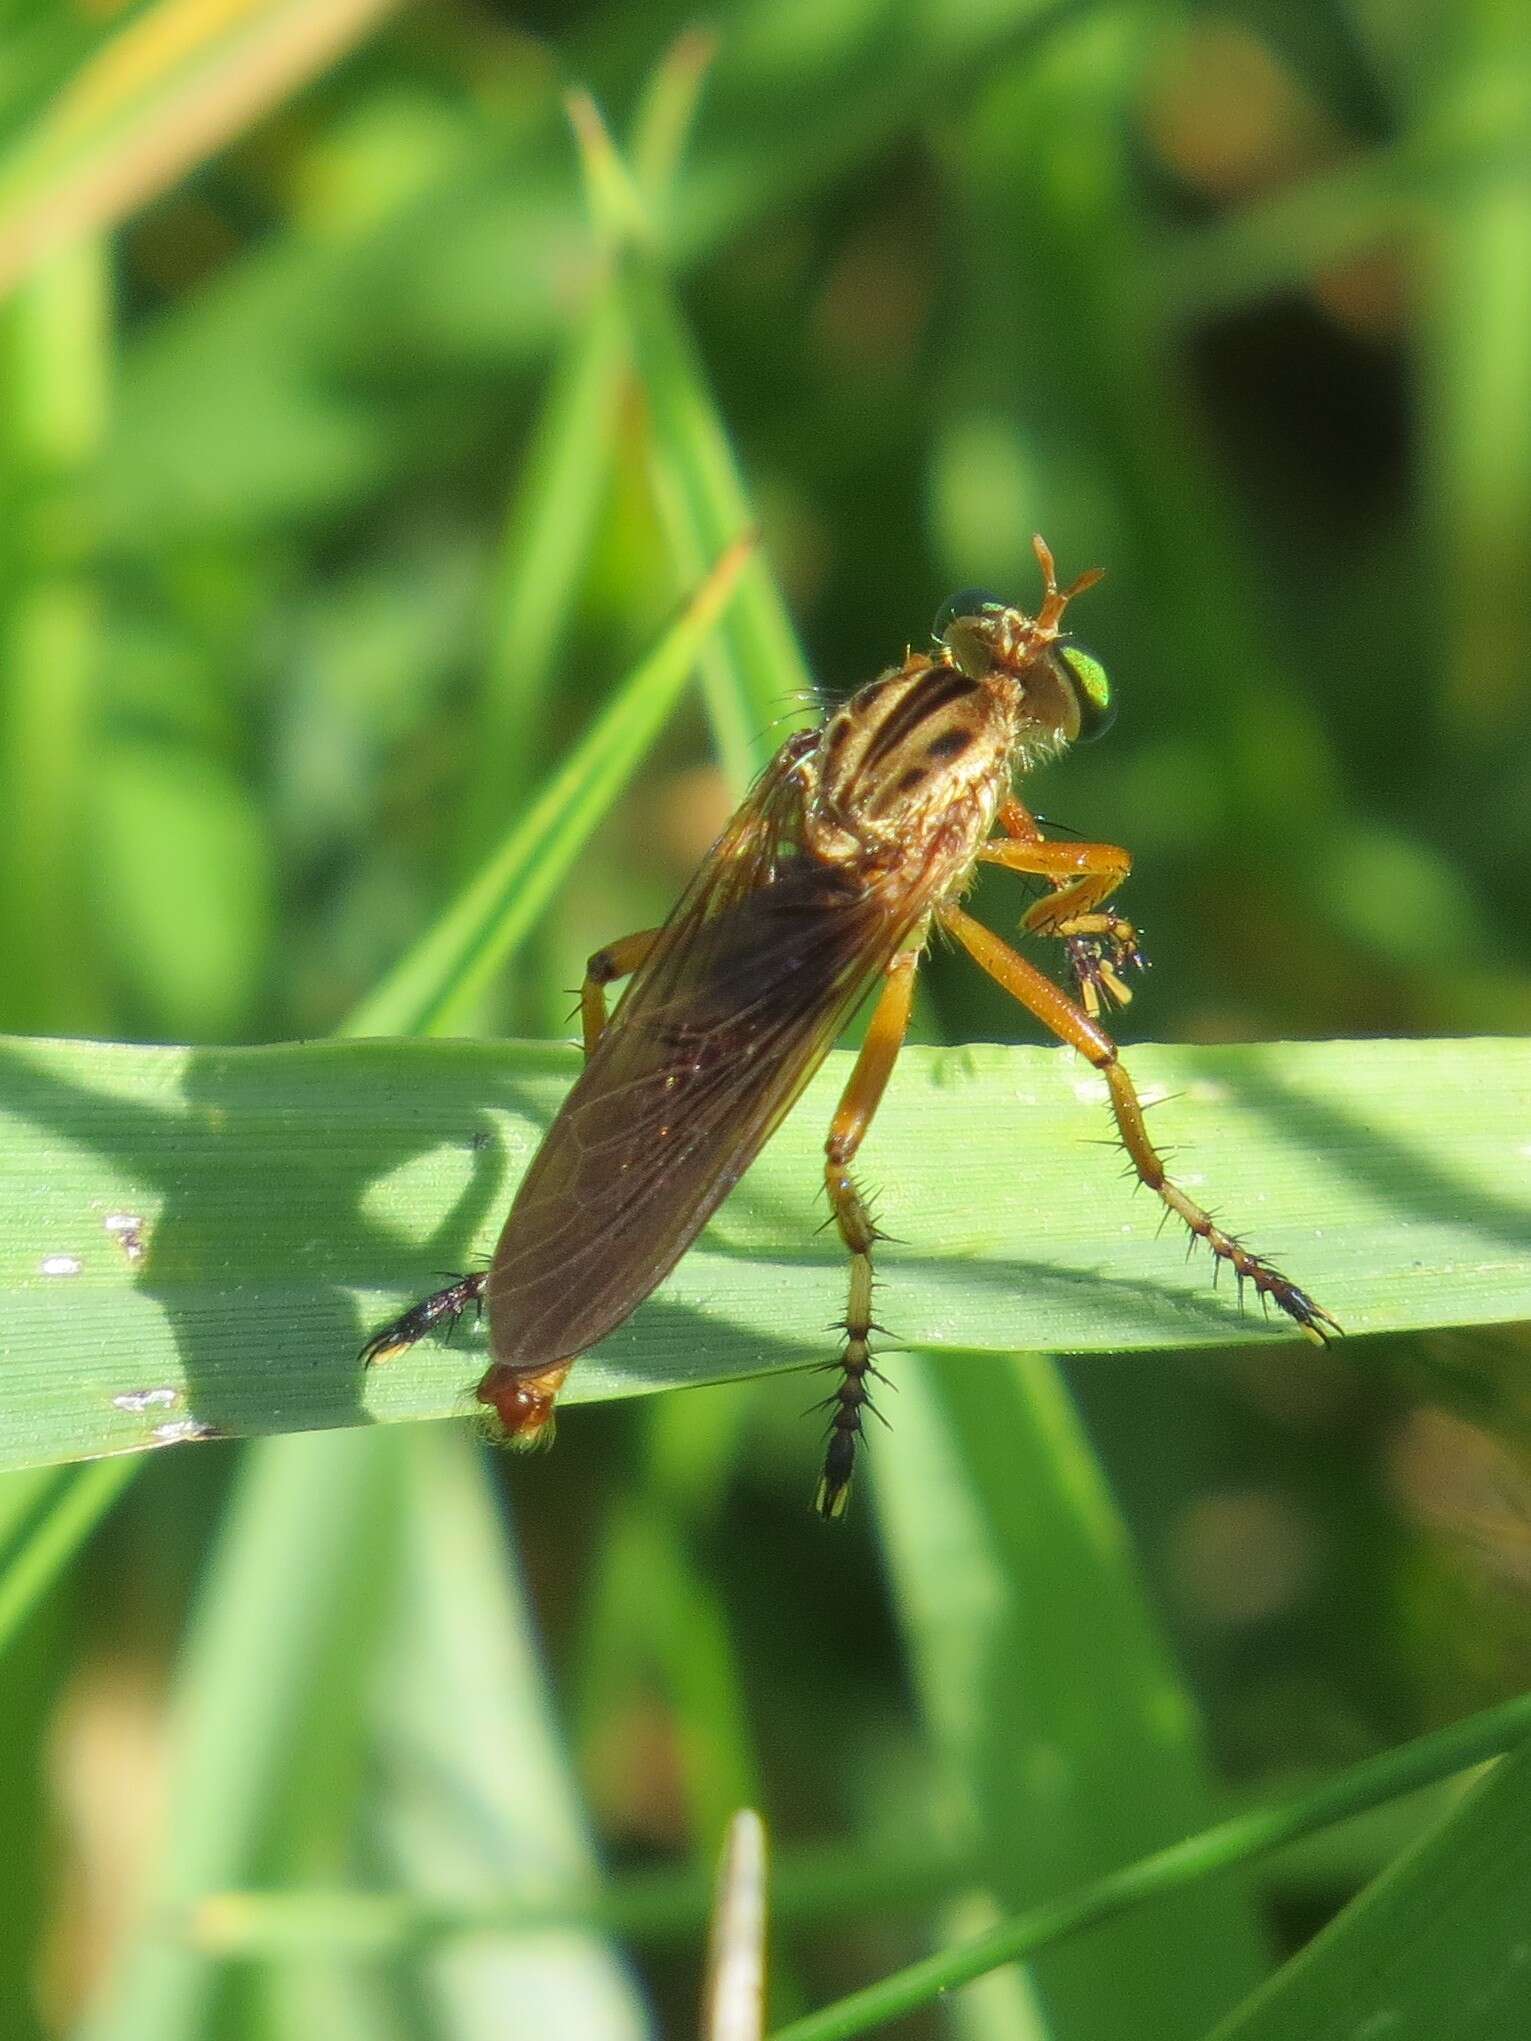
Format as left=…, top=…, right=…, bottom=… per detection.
left=1032, top=532, right=1105, bottom=640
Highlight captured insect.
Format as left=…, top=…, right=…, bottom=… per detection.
left=362, top=538, right=1338, bottom=1516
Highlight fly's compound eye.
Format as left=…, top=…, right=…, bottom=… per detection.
left=1057, top=644, right=1116, bottom=742
left=931, top=587, right=1009, bottom=643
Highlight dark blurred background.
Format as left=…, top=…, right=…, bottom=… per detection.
left=2, top=3, right=1530, bottom=2036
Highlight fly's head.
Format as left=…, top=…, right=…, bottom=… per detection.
left=933, top=535, right=1114, bottom=766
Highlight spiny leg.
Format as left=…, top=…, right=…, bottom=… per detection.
left=358, top=1271, right=485, bottom=1369
left=360, top=926, right=660, bottom=1375
left=980, top=801, right=1143, bottom=1016
left=939, top=904, right=1339, bottom=1342
left=816, top=946, right=920, bottom=1518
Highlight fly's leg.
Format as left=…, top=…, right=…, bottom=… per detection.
left=361, top=926, right=661, bottom=1376
left=979, top=800, right=1144, bottom=1016
left=816, top=947, right=920, bottom=1519
left=939, top=904, right=1340, bottom=1343
left=581, top=927, right=661, bottom=1056
left=359, top=1272, right=486, bottom=1369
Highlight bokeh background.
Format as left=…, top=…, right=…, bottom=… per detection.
left=1, top=2, right=1530, bottom=2036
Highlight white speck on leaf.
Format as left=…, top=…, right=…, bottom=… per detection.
left=114, top=1387, right=180, bottom=1414
left=104, top=1213, right=146, bottom=1262
left=41, top=1254, right=82, bottom=1277
left=151, top=1418, right=220, bottom=1446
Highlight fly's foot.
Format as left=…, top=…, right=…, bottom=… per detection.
left=1158, top=1183, right=1339, bottom=1347
left=1247, top=1262, right=1343, bottom=1346
left=1063, top=912, right=1147, bottom=1016
left=359, top=1272, right=487, bottom=1368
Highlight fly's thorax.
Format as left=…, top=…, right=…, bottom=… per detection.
left=807, top=655, right=1015, bottom=856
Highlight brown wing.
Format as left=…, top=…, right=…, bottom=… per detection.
left=485, top=734, right=931, bottom=1373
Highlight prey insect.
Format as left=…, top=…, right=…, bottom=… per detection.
left=362, top=537, right=1338, bottom=1516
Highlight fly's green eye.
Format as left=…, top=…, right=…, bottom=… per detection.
left=1058, top=644, right=1115, bottom=741
left=931, top=588, right=1007, bottom=641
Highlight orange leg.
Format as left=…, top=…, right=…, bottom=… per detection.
left=816, top=946, right=920, bottom=1518
left=581, top=926, right=661, bottom=1056
left=978, top=819, right=1142, bottom=1015
left=361, top=927, right=659, bottom=1374
left=940, top=904, right=1339, bottom=1343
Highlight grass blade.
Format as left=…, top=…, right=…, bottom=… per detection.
left=0, top=1032, right=1525, bottom=1471
left=0, top=236, right=110, bottom=1036
left=344, top=534, right=751, bottom=1038
left=768, top=1693, right=1531, bottom=2041
left=0, top=1459, right=135, bottom=1657
left=0, top=0, right=402, bottom=302
left=454, top=293, right=628, bottom=873
left=367, top=1430, right=651, bottom=2039
left=1205, top=1730, right=1531, bottom=2041
left=565, top=90, right=813, bottom=794
left=75, top=1429, right=405, bottom=2039
left=873, top=1351, right=1266, bottom=2039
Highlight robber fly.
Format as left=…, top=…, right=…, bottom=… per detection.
left=362, top=538, right=1338, bottom=1516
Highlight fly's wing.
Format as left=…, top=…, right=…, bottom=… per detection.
left=486, top=735, right=928, bottom=1373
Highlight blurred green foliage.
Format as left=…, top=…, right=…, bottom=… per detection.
left=1, top=2, right=1530, bottom=2037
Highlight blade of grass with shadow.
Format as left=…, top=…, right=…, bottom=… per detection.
left=0, top=1032, right=1526, bottom=1471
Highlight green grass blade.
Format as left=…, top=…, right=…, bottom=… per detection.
left=0, top=0, right=402, bottom=303
left=367, top=1430, right=651, bottom=2039
left=620, top=252, right=807, bottom=793
left=75, top=1429, right=405, bottom=2039
left=1417, top=11, right=1531, bottom=739
left=0, top=1459, right=135, bottom=1656
left=454, top=293, right=628, bottom=872
left=570, top=1475, right=763, bottom=1846
left=1205, top=1731, right=1531, bottom=2041
left=0, top=236, right=110, bottom=1036
left=343, top=534, right=751, bottom=1038
left=620, top=248, right=813, bottom=791
left=186, top=1832, right=961, bottom=1957
left=565, top=91, right=812, bottom=792
left=874, top=1349, right=1266, bottom=2039
left=768, top=1693, right=1531, bottom=2041
left=0, top=1033, right=1526, bottom=1471
left=629, top=29, right=720, bottom=218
